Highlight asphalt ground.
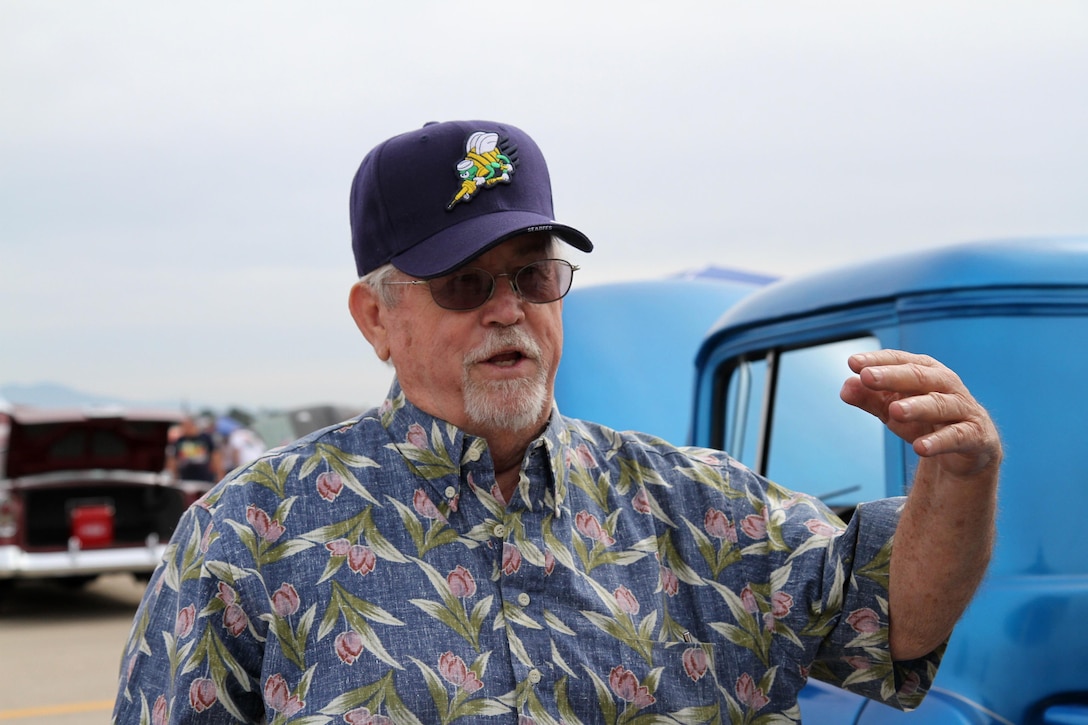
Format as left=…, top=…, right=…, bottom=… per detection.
left=0, top=574, right=146, bottom=724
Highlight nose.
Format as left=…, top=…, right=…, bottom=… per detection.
left=481, top=272, right=525, bottom=325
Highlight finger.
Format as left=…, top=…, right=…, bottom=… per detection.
left=889, top=390, right=973, bottom=426
left=848, top=349, right=928, bottom=373
left=856, top=357, right=963, bottom=397
left=839, top=377, right=893, bottom=422
left=912, top=420, right=1001, bottom=475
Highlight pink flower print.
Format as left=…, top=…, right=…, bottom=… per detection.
left=736, top=673, right=770, bottom=711
left=175, top=604, right=196, bottom=638
left=216, top=582, right=237, bottom=606
left=316, top=471, right=344, bottom=502
left=574, top=510, right=615, bottom=546
left=682, top=646, right=708, bottom=682
left=502, top=542, right=522, bottom=575
left=215, top=584, right=247, bottom=635
left=805, top=518, right=842, bottom=537
left=740, top=585, right=758, bottom=614
left=518, top=717, right=538, bottom=725
left=704, top=508, right=737, bottom=542
left=406, top=423, right=428, bottom=449
left=347, top=545, right=376, bottom=575
left=632, top=488, right=651, bottom=514
left=447, top=565, right=476, bottom=598
left=566, top=443, right=596, bottom=469
left=438, top=651, right=484, bottom=693
left=843, top=655, right=871, bottom=671
left=846, top=607, right=881, bottom=634
left=660, top=566, right=679, bottom=597
left=413, top=489, right=445, bottom=521
left=325, top=538, right=351, bottom=556
left=770, top=591, right=793, bottom=619
left=200, top=522, right=214, bottom=553
left=608, top=665, right=656, bottom=708
left=264, top=673, right=304, bottom=717
left=614, top=586, right=640, bottom=616
left=543, top=548, right=556, bottom=576
left=897, top=671, right=921, bottom=697
left=740, top=512, right=767, bottom=540
left=223, top=603, right=248, bottom=637
left=335, top=630, right=365, bottom=665
left=345, top=707, right=393, bottom=725
left=693, top=451, right=721, bottom=465
left=781, top=493, right=807, bottom=509
left=152, top=695, right=168, bottom=725
left=245, top=505, right=285, bottom=542
left=189, top=678, right=217, bottom=713
left=271, top=583, right=300, bottom=617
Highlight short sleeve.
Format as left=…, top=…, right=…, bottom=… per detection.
left=809, top=497, right=944, bottom=711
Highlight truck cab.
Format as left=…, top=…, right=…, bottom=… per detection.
left=690, top=238, right=1088, bottom=724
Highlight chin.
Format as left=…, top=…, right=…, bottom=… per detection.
left=463, top=377, right=549, bottom=434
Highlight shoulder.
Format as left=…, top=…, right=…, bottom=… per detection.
left=204, top=413, right=386, bottom=503
left=560, top=414, right=750, bottom=479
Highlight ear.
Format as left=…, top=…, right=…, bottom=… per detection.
left=348, top=282, right=391, bottom=361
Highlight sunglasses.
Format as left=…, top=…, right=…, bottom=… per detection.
left=384, top=258, right=578, bottom=311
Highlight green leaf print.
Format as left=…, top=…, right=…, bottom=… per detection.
left=233, top=453, right=300, bottom=499
left=316, top=581, right=406, bottom=670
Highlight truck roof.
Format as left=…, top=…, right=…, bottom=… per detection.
left=698, top=237, right=1088, bottom=358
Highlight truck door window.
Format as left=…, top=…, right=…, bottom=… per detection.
left=724, top=356, right=767, bottom=467
left=766, top=337, right=885, bottom=511
left=722, top=337, right=886, bottom=512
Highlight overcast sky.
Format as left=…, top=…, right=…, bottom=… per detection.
left=2, top=1, right=1086, bottom=412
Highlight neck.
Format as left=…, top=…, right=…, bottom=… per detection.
left=478, top=423, right=544, bottom=503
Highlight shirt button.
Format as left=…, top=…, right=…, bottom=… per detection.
left=517, top=593, right=530, bottom=606
left=493, top=524, right=506, bottom=538
left=444, top=486, right=456, bottom=499
left=527, top=669, right=542, bottom=684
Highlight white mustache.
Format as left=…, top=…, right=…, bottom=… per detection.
left=466, top=327, right=542, bottom=366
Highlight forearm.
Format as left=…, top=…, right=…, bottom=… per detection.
left=888, top=458, right=999, bottom=660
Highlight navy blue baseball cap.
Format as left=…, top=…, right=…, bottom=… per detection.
left=350, top=120, right=593, bottom=278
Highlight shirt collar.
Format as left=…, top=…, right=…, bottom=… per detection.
left=378, top=378, right=573, bottom=516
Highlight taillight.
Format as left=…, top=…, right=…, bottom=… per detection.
left=0, top=492, right=21, bottom=542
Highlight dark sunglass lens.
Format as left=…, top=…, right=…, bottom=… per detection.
left=433, top=269, right=493, bottom=309
left=516, top=260, right=570, bottom=303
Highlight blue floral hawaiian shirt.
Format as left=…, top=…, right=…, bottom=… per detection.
left=113, top=380, right=941, bottom=724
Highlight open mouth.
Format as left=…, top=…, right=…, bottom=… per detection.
left=486, top=350, right=526, bottom=367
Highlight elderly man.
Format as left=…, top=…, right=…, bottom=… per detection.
left=113, top=120, right=1001, bottom=724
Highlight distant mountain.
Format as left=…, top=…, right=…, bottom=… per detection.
left=0, top=382, right=181, bottom=410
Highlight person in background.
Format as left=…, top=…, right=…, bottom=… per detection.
left=214, top=416, right=268, bottom=472
left=164, top=414, right=222, bottom=483
left=114, top=120, right=1001, bottom=723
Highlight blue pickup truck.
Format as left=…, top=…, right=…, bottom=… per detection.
left=557, top=238, right=1088, bottom=724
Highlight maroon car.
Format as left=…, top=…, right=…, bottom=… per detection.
left=0, top=406, right=213, bottom=589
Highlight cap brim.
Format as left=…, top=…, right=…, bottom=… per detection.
left=390, top=210, right=593, bottom=279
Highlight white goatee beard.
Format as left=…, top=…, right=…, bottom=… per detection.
left=462, top=328, right=550, bottom=434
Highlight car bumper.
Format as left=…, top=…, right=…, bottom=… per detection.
left=0, top=541, right=166, bottom=579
